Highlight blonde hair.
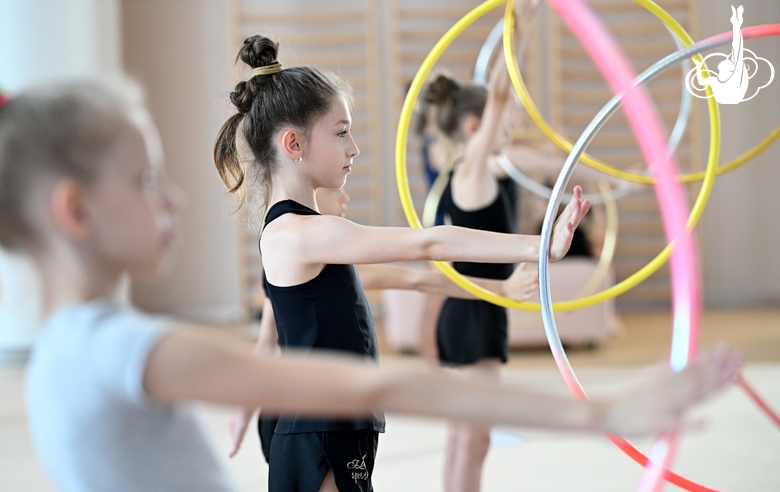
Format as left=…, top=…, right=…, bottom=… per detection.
left=0, top=79, right=146, bottom=250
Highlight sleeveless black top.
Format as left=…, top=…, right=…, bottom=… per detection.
left=261, top=200, right=385, bottom=434
left=441, top=173, right=515, bottom=280
left=500, top=177, right=519, bottom=230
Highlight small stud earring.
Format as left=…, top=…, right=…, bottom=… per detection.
left=295, top=156, right=303, bottom=165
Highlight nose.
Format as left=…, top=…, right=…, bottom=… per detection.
left=349, top=135, right=360, bottom=158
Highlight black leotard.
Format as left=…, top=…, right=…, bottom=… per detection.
left=262, top=200, right=385, bottom=434
left=436, top=173, right=515, bottom=366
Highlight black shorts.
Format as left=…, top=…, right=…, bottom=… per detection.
left=437, top=298, right=508, bottom=366
left=268, top=430, right=379, bottom=492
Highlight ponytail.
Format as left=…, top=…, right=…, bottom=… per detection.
left=214, top=34, right=351, bottom=213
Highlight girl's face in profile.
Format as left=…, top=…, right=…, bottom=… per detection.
left=85, top=117, right=184, bottom=278
left=303, top=95, right=360, bottom=190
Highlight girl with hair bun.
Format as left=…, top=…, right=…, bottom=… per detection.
left=212, top=33, right=593, bottom=492
left=419, top=2, right=552, bottom=489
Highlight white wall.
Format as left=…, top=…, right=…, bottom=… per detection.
left=0, top=0, right=121, bottom=90
left=697, top=0, right=780, bottom=306
left=122, top=0, right=243, bottom=324
left=0, top=0, right=122, bottom=358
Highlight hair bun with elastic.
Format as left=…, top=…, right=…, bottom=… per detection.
left=239, top=35, right=280, bottom=72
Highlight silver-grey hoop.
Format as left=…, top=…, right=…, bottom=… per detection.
left=537, top=35, right=730, bottom=384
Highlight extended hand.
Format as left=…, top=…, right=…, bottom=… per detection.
left=549, top=186, right=591, bottom=262
left=503, top=262, right=538, bottom=301
left=228, top=409, right=254, bottom=458
left=601, top=344, right=741, bottom=437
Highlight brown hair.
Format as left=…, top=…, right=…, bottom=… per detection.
left=213, top=35, right=352, bottom=210
left=422, top=74, right=487, bottom=141
left=0, top=80, right=143, bottom=250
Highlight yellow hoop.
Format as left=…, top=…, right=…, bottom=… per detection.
left=576, top=181, right=619, bottom=297
left=395, top=0, right=721, bottom=312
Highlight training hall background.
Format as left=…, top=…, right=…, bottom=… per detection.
left=1, top=1, right=779, bottom=491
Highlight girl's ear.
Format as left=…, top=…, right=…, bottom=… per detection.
left=279, top=128, right=303, bottom=162
left=462, top=114, right=481, bottom=137
left=49, top=179, right=90, bottom=241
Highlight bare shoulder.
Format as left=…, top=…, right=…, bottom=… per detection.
left=261, top=213, right=357, bottom=280
left=261, top=213, right=315, bottom=255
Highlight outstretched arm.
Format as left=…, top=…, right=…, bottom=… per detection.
left=262, top=186, right=589, bottom=282
left=357, top=263, right=537, bottom=301
left=144, top=330, right=740, bottom=437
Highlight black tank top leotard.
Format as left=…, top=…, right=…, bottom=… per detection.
left=499, top=176, right=519, bottom=230
left=262, top=200, right=385, bottom=434
left=436, top=172, right=516, bottom=366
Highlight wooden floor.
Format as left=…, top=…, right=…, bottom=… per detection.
left=376, top=307, right=780, bottom=370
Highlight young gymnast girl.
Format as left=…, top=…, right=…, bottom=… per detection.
left=227, top=187, right=539, bottom=462
left=1, top=79, right=739, bottom=491
left=211, top=32, right=737, bottom=492
left=212, top=32, right=593, bottom=491
left=418, top=4, right=571, bottom=489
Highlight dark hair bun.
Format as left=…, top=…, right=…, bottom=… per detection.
left=238, top=35, right=279, bottom=70
left=229, top=81, right=252, bottom=114
left=423, top=74, right=459, bottom=105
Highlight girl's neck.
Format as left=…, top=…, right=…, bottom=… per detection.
left=268, top=177, right=319, bottom=212
left=38, top=241, right=125, bottom=315
left=442, top=140, right=466, bottom=172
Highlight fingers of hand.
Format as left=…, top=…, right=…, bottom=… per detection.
left=580, top=199, right=591, bottom=218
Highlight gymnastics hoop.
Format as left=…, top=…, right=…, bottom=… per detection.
left=529, top=0, right=697, bottom=490
left=395, top=0, right=722, bottom=314
left=473, top=16, right=639, bottom=206
left=472, top=12, right=696, bottom=158
left=421, top=166, right=451, bottom=228
left=423, top=1, right=681, bottom=228
left=508, top=179, right=619, bottom=333
left=518, top=18, right=780, bottom=492
left=395, top=2, right=780, bottom=488
left=507, top=0, right=780, bottom=185
left=529, top=3, right=780, bottom=490
left=493, top=152, right=634, bottom=205
left=420, top=152, right=631, bottom=220
left=576, top=181, right=619, bottom=297
left=421, top=155, right=620, bottom=307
